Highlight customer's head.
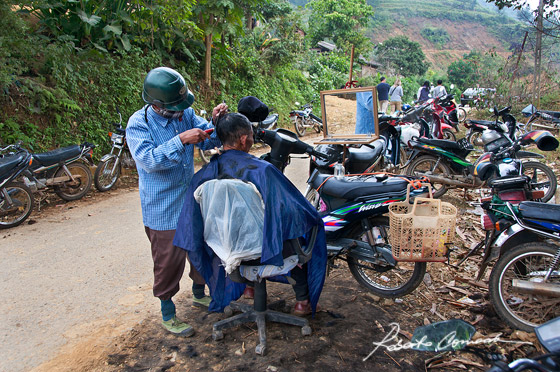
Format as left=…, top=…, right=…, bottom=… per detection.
left=423, top=80, right=430, bottom=88
left=394, top=78, right=401, bottom=86
left=437, top=79, right=443, bottom=86
left=216, top=113, right=254, bottom=152
left=380, top=76, right=386, bottom=82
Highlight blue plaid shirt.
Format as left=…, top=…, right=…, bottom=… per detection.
left=126, top=105, right=221, bottom=230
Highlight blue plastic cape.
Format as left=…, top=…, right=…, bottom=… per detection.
left=173, top=150, right=327, bottom=313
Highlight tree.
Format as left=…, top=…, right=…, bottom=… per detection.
left=447, top=60, right=477, bottom=90
left=375, top=36, right=429, bottom=76
left=306, top=0, right=374, bottom=56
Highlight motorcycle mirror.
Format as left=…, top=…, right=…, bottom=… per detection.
left=411, top=319, right=476, bottom=352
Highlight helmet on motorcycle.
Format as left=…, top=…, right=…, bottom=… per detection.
left=142, top=67, right=194, bottom=111
left=473, top=153, right=498, bottom=181
left=237, top=96, right=269, bottom=122
left=402, top=104, right=412, bottom=111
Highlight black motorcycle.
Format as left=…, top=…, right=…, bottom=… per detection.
left=255, top=128, right=438, bottom=298
left=0, top=143, right=34, bottom=229
left=22, top=142, right=95, bottom=202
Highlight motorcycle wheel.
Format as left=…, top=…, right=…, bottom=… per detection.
left=312, top=119, right=323, bottom=133
left=489, top=242, right=560, bottom=332
left=294, top=117, right=305, bottom=137
left=522, top=161, right=557, bottom=203
left=346, top=216, right=427, bottom=298
left=94, top=157, right=121, bottom=192
left=0, top=182, right=34, bottom=229
left=467, top=131, right=484, bottom=147
left=406, top=155, right=451, bottom=198
left=456, top=107, right=467, bottom=123
left=54, top=162, right=93, bottom=201
left=442, top=128, right=456, bottom=141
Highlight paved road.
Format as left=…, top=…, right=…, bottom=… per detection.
left=0, top=150, right=311, bottom=372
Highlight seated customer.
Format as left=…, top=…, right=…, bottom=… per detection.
left=174, top=113, right=327, bottom=315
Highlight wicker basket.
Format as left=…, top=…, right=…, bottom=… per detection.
left=389, top=184, right=457, bottom=262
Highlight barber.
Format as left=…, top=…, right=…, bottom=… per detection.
left=126, top=66, right=227, bottom=336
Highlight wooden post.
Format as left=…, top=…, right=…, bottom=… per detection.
left=349, top=45, right=355, bottom=86
left=533, top=0, right=545, bottom=108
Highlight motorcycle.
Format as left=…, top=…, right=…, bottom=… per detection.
left=22, top=142, right=95, bottom=202
left=290, top=102, right=323, bottom=137
left=438, top=94, right=467, bottom=124
left=480, top=197, right=560, bottom=332
left=405, top=128, right=559, bottom=200
left=255, top=127, right=440, bottom=298
left=465, top=106, right=525, bottom=148
left=94, top=107, right=135, bottom=191
left=0, top=143, right=34, bottom=229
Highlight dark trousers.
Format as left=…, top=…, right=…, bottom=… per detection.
left=144, top=227, right=205, bottom=301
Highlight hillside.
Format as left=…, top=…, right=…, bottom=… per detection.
left=292, top=0, right=528, bottom=71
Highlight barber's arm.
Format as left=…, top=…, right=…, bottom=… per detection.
left=126, top=116, right=189, bottom=173
left=193, top=103, right=227, bottom=150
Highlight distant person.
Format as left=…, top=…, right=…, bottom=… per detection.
left=417, top=80, right=430, bottom=103
left=376, top=76, right=391, bottom=114
left=433, top=80, right=447, bottom=99
left=389, top=78, right=403, bottom=113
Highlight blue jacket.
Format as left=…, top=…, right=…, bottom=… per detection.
left=173, top=150, right=327, bottom=313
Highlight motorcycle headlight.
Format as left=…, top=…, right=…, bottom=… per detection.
left=111, top=133, right=124, bottom=145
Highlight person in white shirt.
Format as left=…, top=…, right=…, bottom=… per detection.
left=433, top=79, right=447, bottom=99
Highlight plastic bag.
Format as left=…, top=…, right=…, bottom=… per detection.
left=194, top=179, right=264, bottom=274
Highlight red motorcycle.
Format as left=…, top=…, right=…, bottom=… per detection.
left=422, top=97, right=457, bottom=140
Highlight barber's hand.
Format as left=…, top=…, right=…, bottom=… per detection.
left=179, top=128, right=210, bottom=145
left=212, top=103, right=228, bottom=122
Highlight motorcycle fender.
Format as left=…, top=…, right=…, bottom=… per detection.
left=492, top=224, right=539, bottom=255
left=516, top=150, right=544, bottom=159
left=100, top=154, right=118, bottom=162
left=492, top=224, right=524, bottom=248
left=329, top=238, right=397, bottom=266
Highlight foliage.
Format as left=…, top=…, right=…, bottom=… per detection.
left=307, top=0, right=374, bottom=56
left=420, top=27, right=450, bottom=48
left=375, top=36, right=429, bottom=76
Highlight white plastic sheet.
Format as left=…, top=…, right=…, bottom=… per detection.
left=194, top=179, right=265, bottom=274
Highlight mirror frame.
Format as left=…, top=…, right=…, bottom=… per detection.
left=317, top=86, right=379, bottom=144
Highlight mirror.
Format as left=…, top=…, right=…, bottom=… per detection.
left=410, top=319, right=476, bottom=352
left=317, top=87, right=379, bottom=144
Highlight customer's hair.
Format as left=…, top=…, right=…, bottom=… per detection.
left=394, top=78, right=401, bottom=86
left=437, top=79, right=443, bottom=85
left=423, top=80, right=430, bottom=88
left=216, top=112, right=253, bottom=146
left=380, top=76, right=386, bottom=82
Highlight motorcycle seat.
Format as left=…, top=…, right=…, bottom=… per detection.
left=347, top=140, right=384, bottom=164
left=31, top=145, right=82, bottom=167
left=518, top=201, right=560, bottom=224
left=416, top=137, right=464, bottom=152
left=488, top=175, right=530, bottom=191
left=467, top=120, right=494, bottom=126
left=312, top=173, right=411, bottom=201
left=0, top=151, right=28, bottom=180
left=261, top=113, right=278, bottom=126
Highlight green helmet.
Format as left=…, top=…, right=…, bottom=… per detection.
left=142, top=67, right=195, bottom=111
